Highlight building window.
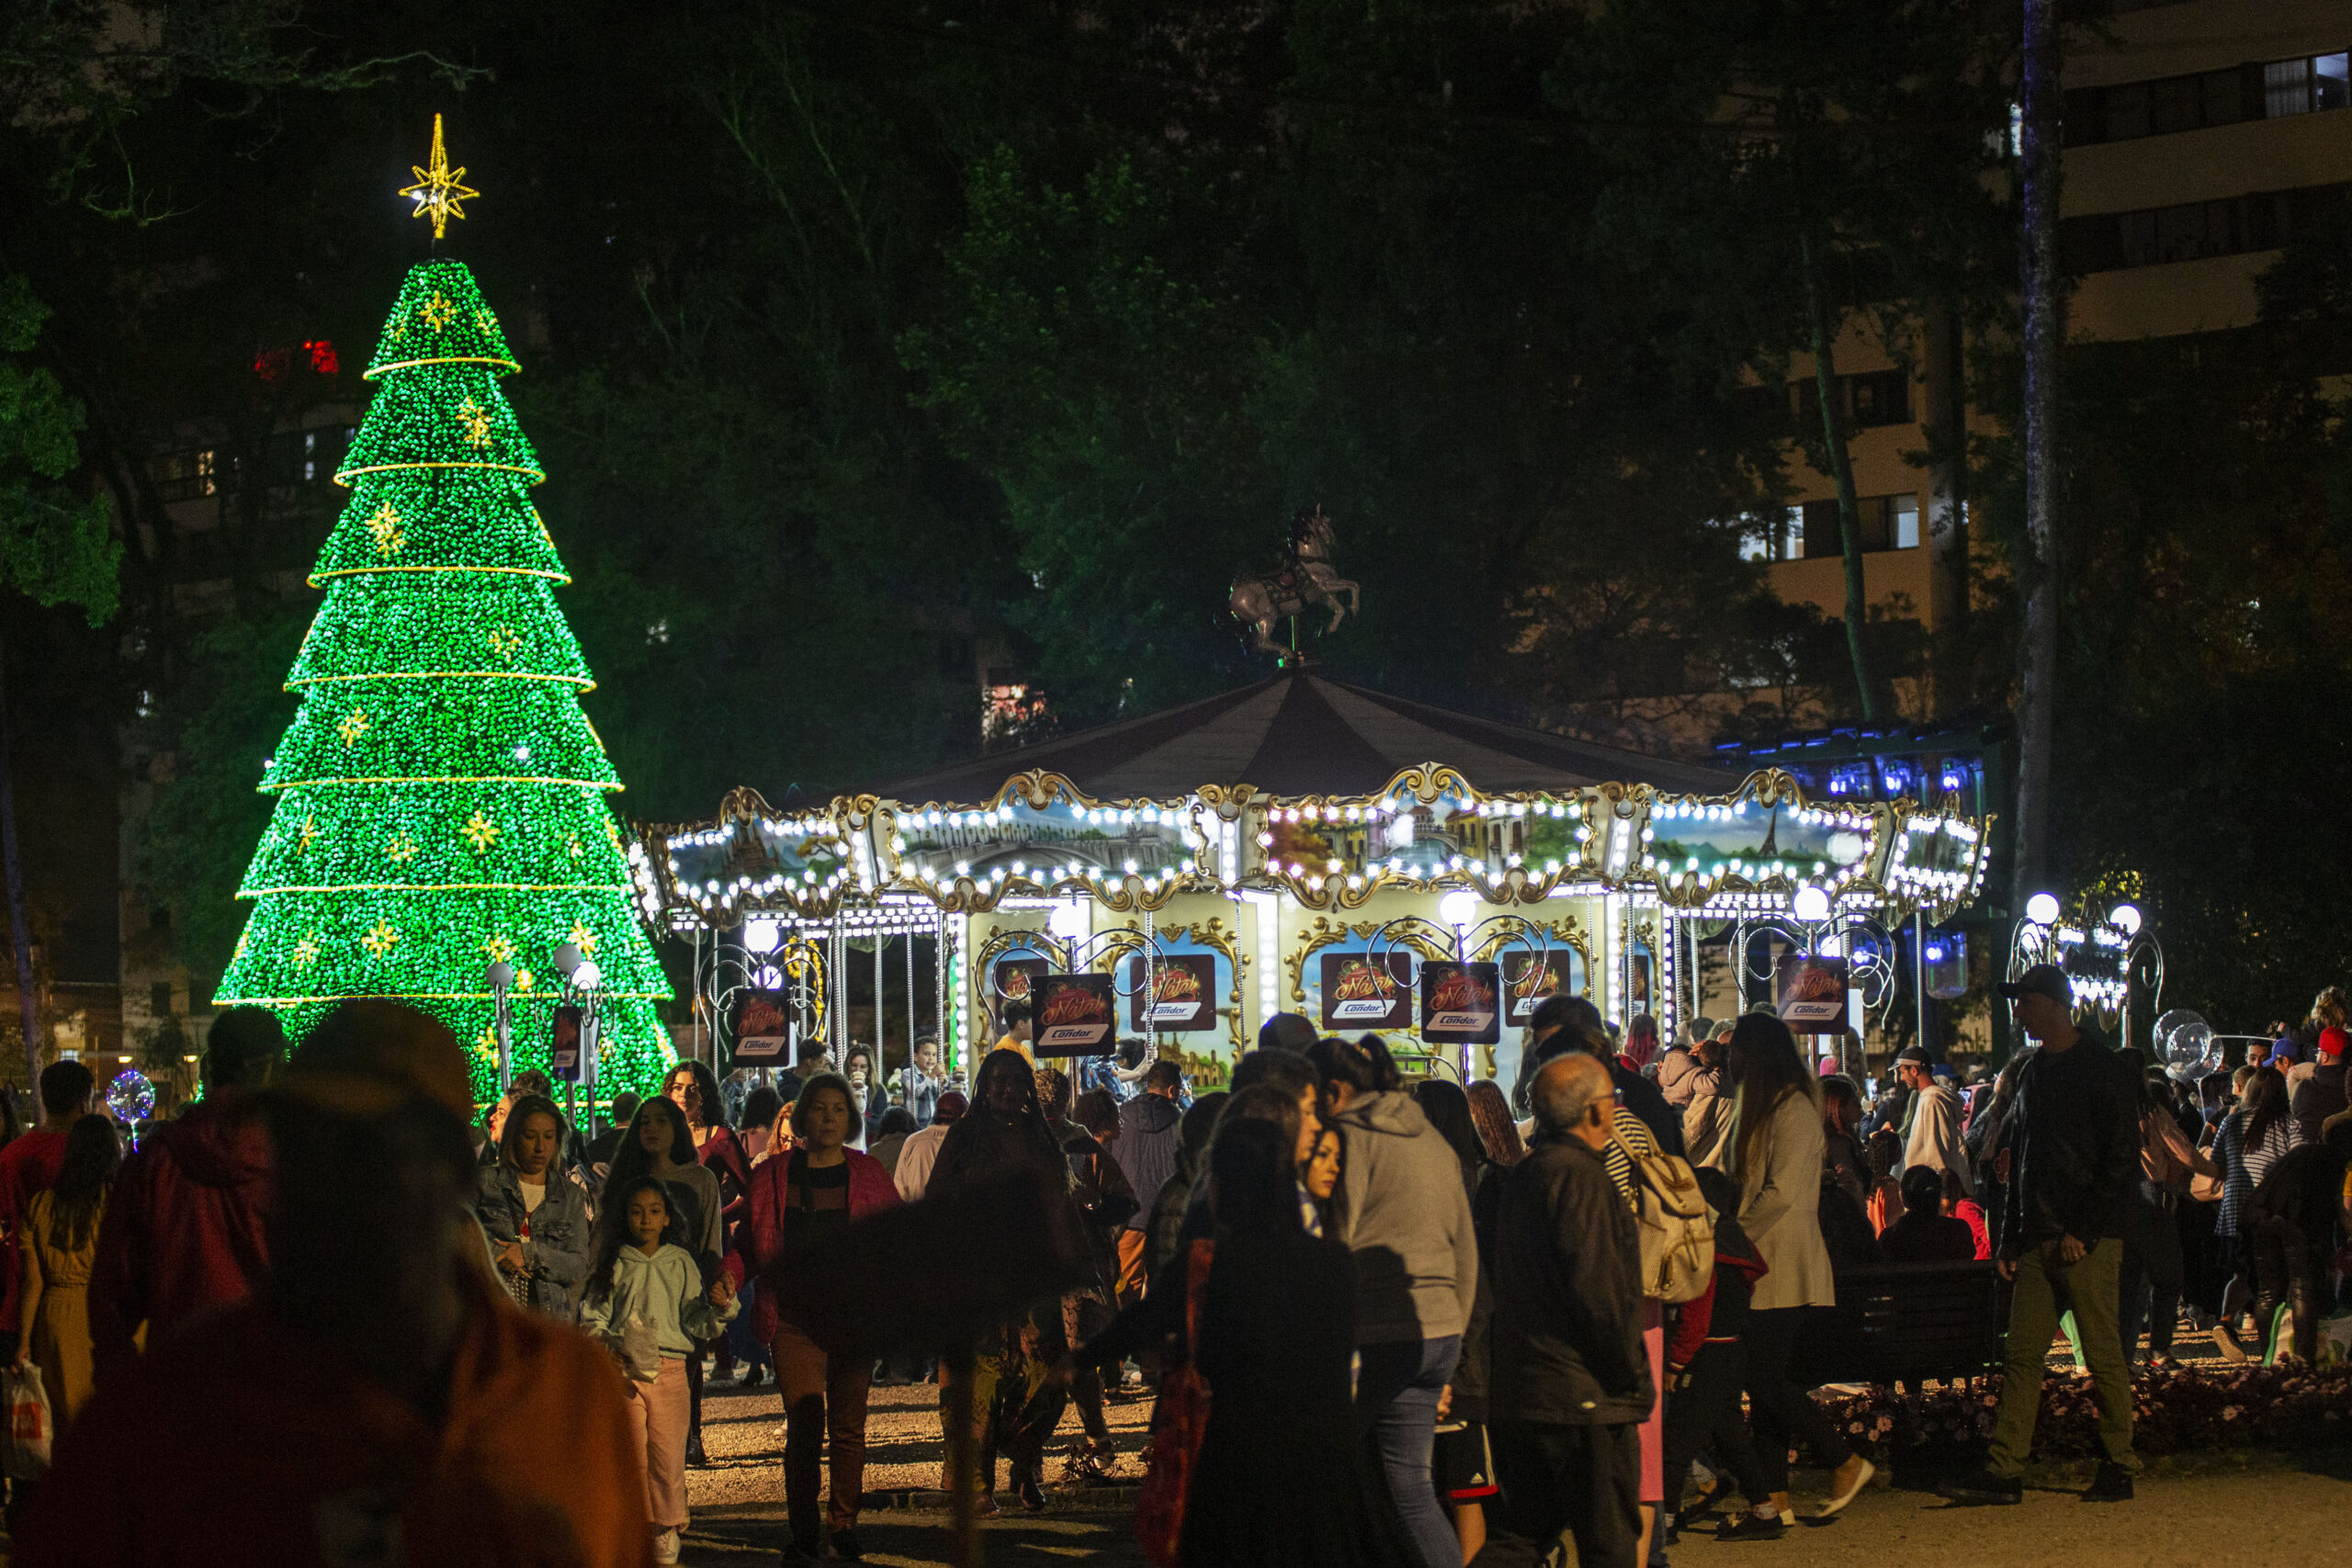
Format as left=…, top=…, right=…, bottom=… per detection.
left=2266, top=53, right=2350, bottom=117
left=151, top=448, right=223, bottom=502
left=1787, top=494, right=1922, bottom=559
left=2064, top=181, right=2351, bottom=274
left=1791, top=369, right=1915, bottom=440
left=1847, top=369, right=1910, bottom=428
left=2069, top=51, right=2348, bottom=145
left=151, top=982, right=174, bottom=1018
left=1737, top=508, right=1803, bottom=563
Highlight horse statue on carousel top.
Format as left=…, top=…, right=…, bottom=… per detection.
left=1228, top=504, right=1361, bottom=661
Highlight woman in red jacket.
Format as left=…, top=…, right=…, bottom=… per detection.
left=725, top=1072, right=899, bottom=1564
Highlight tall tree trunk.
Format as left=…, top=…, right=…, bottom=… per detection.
left=0, top=637, right=42, bottom=1090
left=2013, top=0, right=2063, bottom=908
left=1800, top=227, right=1878, bottom=719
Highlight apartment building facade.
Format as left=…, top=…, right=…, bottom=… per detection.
left=1754, top=0, right=2349, bottom=716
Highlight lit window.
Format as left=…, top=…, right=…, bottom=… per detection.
left=1894, top=494, right=1920, bottom=549
left=1736, top=508, right=1803, bottom=562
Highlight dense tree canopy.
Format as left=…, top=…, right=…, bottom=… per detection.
left=0, top=1, right=2345, bottom=1032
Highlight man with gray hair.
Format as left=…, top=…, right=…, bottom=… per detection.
left=1490, top=1053, right=1650, bottom=1567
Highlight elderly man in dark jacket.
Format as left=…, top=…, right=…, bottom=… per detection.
left=1492, top=1052, right=1651, bottom=1568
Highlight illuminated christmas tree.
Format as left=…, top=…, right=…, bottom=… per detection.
left=214, top=252, right=673, bottom=1101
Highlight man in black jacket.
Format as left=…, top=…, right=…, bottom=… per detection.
left=1492, top=1052, right=1650, bottom=1568
left=1945, top=965, right=2141, bottom=1506
left=1520, top=995, right=1685, bottom=1158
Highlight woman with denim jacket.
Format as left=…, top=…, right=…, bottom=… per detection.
left=472, top=1093, right=594, bottom=1322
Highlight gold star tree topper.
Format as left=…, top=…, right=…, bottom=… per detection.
left=401, top=114, right=480, bottom=241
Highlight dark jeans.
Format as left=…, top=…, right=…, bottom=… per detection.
left=1355, top=1335, right=1461, bottom=1568
left=1740, top=1307, right=1850, bottom=1495
left=1661, top=1341, right=1768, bottom=1510
left=2120, top=1186, right=2184, bottom=1357
left=2248, top=1213, right=2328, bottom=1362
left=1493, top=1419, right=1641, bottom=1568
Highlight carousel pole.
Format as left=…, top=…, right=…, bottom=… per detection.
left=1915, top=908, right=1931, bottom=1062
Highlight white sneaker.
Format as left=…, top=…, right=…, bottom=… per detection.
left=652, top=1526, right=681, bottom=1564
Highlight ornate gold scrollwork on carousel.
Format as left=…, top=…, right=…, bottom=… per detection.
left=1248, top=763, right=1591, bottom=912
left=880, top=771, right=1212, bottom=915
left=1115, top=916, right=1249, bottom=1051
left=969, top=924, right=1068, bottom=1032
left=1467, top=914, right=1591, bottom=975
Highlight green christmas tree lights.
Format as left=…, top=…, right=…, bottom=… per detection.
left=216, top=258, right=673, bottom=1102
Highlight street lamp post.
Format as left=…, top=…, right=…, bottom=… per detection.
left=485, top=960, right=515, bottom=1097
left=552, top=942, right=603, bottom=1135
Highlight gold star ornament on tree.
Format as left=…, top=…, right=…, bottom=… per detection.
left=400, top=113, right=480, bottom=242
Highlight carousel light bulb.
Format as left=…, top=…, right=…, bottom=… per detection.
left=2109, top=902, right=2143, bottom=935
left=2025, top=891, right=2061, bottom=926
left=1439, top=889, right=1479, bottom=928
left=1792, top=885, right=1831, bottom=923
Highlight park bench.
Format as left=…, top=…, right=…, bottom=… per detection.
left=1792, top=1259, right=2014, bottom=1388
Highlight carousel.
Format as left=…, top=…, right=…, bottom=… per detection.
left=628, top=671, right=1993, bottom=1093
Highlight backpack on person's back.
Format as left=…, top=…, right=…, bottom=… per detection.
left=1607, top=1126, right=1713, bottom=1303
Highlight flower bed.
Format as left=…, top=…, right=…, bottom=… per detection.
left=1816, top=1362, right=2352, bottom=1462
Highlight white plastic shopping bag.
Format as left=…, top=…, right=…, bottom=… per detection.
left=4, top=1365, right=51, bottom=1478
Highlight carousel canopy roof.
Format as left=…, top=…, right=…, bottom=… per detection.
left=876, top=673, right=1734, bottom=803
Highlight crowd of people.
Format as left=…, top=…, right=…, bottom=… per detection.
left=0, top=964, right=2345, bottom=1568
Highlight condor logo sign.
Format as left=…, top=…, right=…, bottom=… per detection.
left=1125, top=954, right=1216, bottom=1032
left=1320, top=952, right=1413, bottom=1031
left=1419, top=960, right=1501, bottom=1045
left=1034, top=973, right=1117, bottom=1055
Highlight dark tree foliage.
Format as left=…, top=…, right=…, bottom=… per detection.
left=1, top=0, right=2344, bottom=1034
left=1967, top=203, right=2352, bottom=1025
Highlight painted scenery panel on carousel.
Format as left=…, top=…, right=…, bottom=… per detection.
left=660, top=814, right=851, bottom=918
left=890, top=789, right=1204, bottom=908
left=1884, top=814, right=1986, bottom=910
left=2055, top=922, right=2129, bottom=1010
left=1644, top=795, right=1875, bottom=903
left=1257, top=786, right=1587, bottom=903
left=1120, top=953, right=1221, bottom=1035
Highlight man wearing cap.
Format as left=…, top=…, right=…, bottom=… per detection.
left=1943, top=965, right=2141, bottom=1507
left=2290, top=1026, right=2347, bottom=1145
left=1893, top=1045, right=1973, bottom=1199
left=23, top=1000, right=650, bottom=1568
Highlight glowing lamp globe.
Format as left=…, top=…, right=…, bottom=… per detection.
left=2024, top=892, right=2062, bottom=926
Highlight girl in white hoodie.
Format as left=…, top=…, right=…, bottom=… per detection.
left=582, top=1176, right=738, bottom=1565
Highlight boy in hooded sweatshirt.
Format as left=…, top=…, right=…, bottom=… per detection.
left=1306, top=1034, right=1477, bottom=1568
left=582, top=1176, right=738, bottom=1566
left=1664, top=1167, right=1779, bottom=1541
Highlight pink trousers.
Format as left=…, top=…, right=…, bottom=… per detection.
left=623, top=1355, right=693, bottom=1529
